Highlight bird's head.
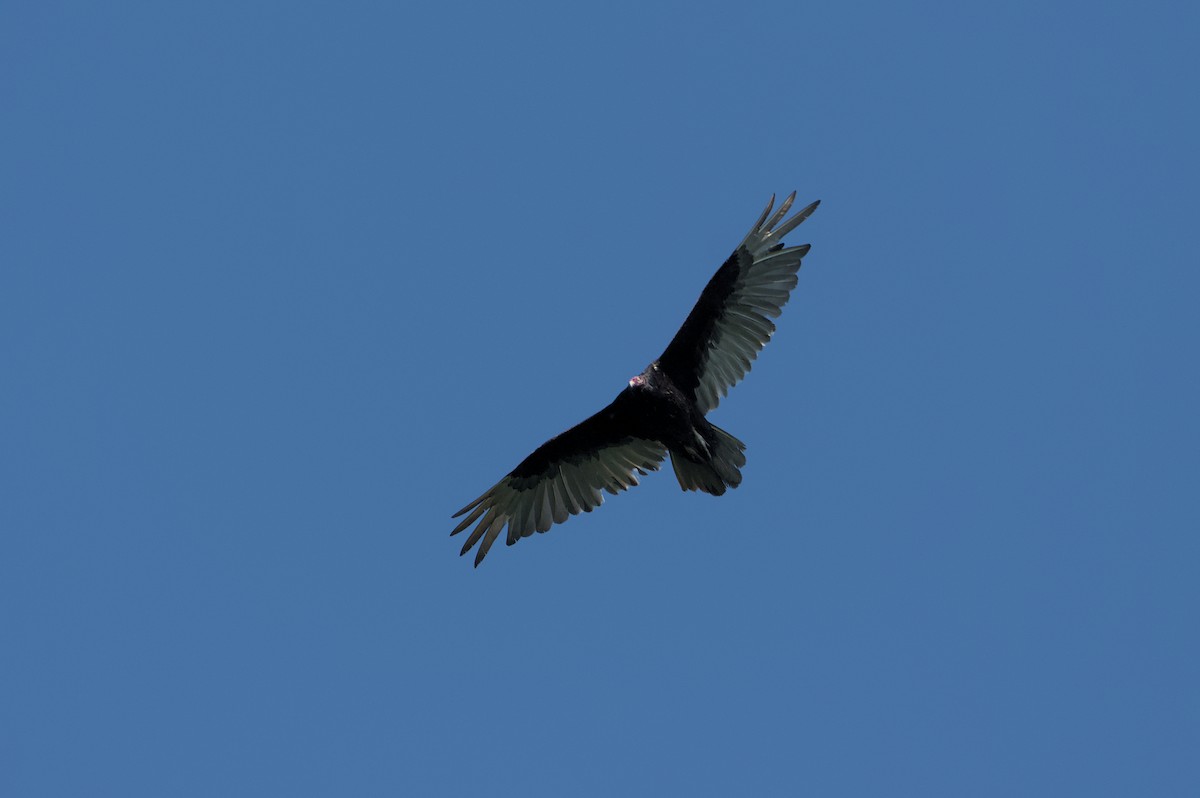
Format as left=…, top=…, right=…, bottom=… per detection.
left=629, top=363, right=662, bottom=389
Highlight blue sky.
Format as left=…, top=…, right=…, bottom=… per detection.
left=3, top=1, right=1198, bottom=795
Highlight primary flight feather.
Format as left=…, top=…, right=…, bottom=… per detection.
left=451, top=192, right=820, bottom=565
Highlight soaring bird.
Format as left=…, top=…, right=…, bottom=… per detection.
left=451, top=192, right=820, bottom=565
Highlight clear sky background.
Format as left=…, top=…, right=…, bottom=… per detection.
left=3, top=2, right=1198, bottom=795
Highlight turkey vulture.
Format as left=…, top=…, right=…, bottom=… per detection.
left=451, top=192, right=820, bottom=565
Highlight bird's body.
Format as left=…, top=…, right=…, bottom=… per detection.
left=452, top=192, right=820, bottom=565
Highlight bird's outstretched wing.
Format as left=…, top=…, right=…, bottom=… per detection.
left=657, top=192, right=820, bottom=413
left=451, top=399, right=667, bottom=566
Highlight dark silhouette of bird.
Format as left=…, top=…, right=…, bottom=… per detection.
left=451, top=192, right=820, bottom=565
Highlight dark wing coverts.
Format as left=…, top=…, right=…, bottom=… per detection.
left=657, top=192, right=820, bottom=412
left=451, top=404, right=667, bottom=566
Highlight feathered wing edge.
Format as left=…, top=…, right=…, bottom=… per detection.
left=450, top=438, right=667, bottom=566
left=739, top=192, right=821, bottom=258
left=692, top=192, right=820, bottom=412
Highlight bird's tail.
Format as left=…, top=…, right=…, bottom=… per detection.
left=669, top=424, right=746, bottom=496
